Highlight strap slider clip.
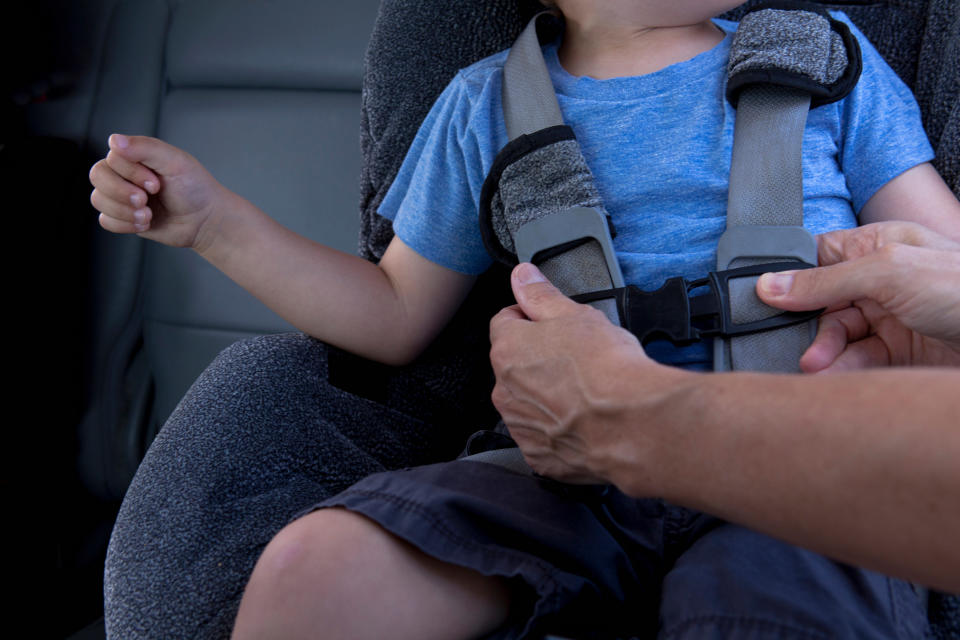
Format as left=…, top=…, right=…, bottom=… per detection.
left=696, top=261, right=822, bottom=340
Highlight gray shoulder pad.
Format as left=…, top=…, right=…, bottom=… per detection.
left=726, top=1, right=861, bottom=108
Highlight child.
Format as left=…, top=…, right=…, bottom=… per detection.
left=90, top=1, right=960, bottom=638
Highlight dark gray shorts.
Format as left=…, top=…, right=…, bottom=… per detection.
left=316, top=455, right=927, bottom=640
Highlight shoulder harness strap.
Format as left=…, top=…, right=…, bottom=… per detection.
left=717, top=1, right=861, bottom=371
left=479, top=11, right=625, bottom=324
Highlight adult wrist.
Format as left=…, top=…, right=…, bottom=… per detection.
left=598, top=356, right=702, bottom=499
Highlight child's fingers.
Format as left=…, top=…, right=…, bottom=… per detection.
left=104, top=148, right=161, bottom=195
left=89, top=159, right=150, bottom=210
left=92, top=186, right=152, bottom=231
left=90, top=158, right=152, bottom=231
left=98, top=210, right=151, bottom=235
left=89, top=161, right=153, bottom=231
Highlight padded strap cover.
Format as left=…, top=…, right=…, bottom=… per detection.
left=726, top=1, right=862, bottom=108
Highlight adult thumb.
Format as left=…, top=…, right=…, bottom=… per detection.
left=756, top=259, right=883, bottom=312
left=511, top=263, right=582, bottom=322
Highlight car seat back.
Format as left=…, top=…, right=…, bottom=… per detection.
left=80, top=0, right=381, bottom=499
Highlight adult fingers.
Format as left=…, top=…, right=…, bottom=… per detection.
left=756, top=252, right=897, bottom=313
left=489, top=304, right=528, bottom=339
left=506, top=421, right=602, bottom=485
left=815, top=222, right=959, bottom=267
left=817, top=336, right=892, bottom=373
left=489, top=305, right=531, bottom=370
left=510, top=263, right=592, bottom=323
left=799, top=306, right=870, bottom=373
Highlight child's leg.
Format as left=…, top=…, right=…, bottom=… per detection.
left=232, top=507, right=511, bottom=640
left=263, top=459, right=667, bottom=638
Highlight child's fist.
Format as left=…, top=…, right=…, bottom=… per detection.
left=89, top=134, right=228, bottom=249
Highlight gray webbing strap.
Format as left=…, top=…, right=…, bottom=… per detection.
left=727, top=87, right=809, bottom=228
left=715, top=85, right=817, bottom=372
left=502, top=12, right=564, bottom=140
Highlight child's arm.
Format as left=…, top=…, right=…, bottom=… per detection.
left=90, top=134, right=476, bottom=366
left=859, top=162, right=960, bottom=242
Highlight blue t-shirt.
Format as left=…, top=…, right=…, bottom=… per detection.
left=381, top=13, right=934, bottom=367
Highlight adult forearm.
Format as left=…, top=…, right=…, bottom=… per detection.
left=629, top=366, right=960, bottom=592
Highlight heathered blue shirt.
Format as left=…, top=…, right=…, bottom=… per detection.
left=381, top=14, right=934, bottom=368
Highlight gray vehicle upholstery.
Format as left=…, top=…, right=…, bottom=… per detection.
left=79, top=0, right=380, bottom=499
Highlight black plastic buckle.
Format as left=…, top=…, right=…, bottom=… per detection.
left=573, top=261, right=821, bottom=346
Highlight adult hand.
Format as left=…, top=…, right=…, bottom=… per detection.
left=489, top=263, right=690, bottom=487
left=757, top=222, right=960, bottom=373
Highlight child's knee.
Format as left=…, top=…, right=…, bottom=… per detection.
left=252, top=508, right=383, bottom=589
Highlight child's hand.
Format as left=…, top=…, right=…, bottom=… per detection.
left=89, top=134, right=231, bottom=250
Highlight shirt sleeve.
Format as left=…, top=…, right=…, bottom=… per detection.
left=833, top=12, right=935, bottom=214
left=378, top=73, right=496, bottom=275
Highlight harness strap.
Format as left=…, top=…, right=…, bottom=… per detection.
left=482, top=11, right=625, bottom=324
left=716, top=85, right=817, bottom=372
left=714, top=3, right=860, bottom=371
left=502, top=12, right=565, bottom=140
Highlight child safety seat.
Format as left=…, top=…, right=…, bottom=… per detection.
left=359, top=0, right=960, bottom=636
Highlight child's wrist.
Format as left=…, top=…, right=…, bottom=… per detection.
left=193, top=189, right=245, bottom=257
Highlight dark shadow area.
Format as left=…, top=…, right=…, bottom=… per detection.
left=2, top=2, right=119, bottom=638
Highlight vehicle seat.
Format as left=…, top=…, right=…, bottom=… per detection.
left=79, top=0, right=381, bottom=499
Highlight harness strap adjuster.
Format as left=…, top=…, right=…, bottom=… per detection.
left=573, top=262, right=821, bottom=346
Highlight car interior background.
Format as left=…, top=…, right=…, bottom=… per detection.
left=3, top=0, right=956, bottom=638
